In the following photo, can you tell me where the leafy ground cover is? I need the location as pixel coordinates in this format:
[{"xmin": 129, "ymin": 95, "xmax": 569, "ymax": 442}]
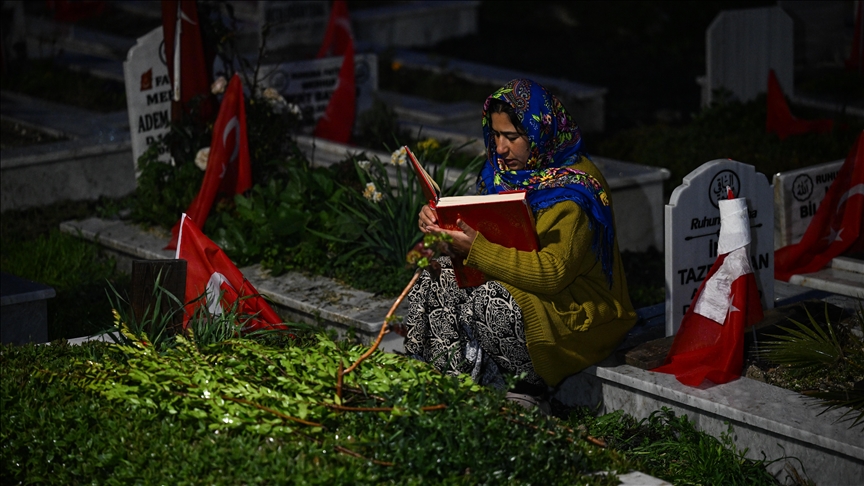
[{"xmin": 0, "ymin": 319, "xmax": 787, "ymax": 485}]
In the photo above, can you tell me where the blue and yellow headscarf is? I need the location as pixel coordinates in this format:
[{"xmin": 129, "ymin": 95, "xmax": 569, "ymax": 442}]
[{"xmin": 477, "ymin": 78, "xmax": 615, "ymax": 285}]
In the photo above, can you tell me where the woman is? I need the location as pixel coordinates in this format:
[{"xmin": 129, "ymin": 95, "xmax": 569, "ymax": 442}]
[{"xmin": 406, "ymin": 79, "xmax": 637, "ymax": 401}]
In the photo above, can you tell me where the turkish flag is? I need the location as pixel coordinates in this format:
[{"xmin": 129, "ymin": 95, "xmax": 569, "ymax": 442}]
[
  {"xmin": 162, "ymin": 0, "xmax": 214, "ymax": 120},
  {"xmin": 165, "ymin": 74, "xmax": 252, "ymax": 250},
  {"xmin": 775, "ymin": 132, "xmax": 864, "ymax": 281},
  {"xmin": 313, "ymin": 0, "xmax": 356, "ymax": 144},
  {"xmin": 175, "ymin": 214, "xmax": 285, "ymax": 332},
  {"xmin": 766, "ymin": 69, "xmax": 833, "ymax": 140},
  {"xmin": 653, "ymin": 196, "xmax": 764, "ymax": 386}
]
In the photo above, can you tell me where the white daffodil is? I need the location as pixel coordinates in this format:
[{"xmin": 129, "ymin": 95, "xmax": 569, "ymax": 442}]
[
  {"xmin": 195, "ymin": 147, "xmax": 210, "ymax": 171},
  {"xmin": 363, "ymin": 182, "xmax": 382, "ymax": 202},
  {"xmin": 390, "ymin": 146, "xmax": 407, "ymax": 166},
  {"xmin": 211, "ymin": 76, "xmax": 227, "ymax": 95},
  {"xmin": 357, "ymin": 160, "xmax": 371, "ymax": 171}
]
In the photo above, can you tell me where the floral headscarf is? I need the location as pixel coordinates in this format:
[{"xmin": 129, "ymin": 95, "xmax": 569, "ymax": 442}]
[{"xmin": 477, "ymin": 78, "xmax": 615, "ymax": 285}]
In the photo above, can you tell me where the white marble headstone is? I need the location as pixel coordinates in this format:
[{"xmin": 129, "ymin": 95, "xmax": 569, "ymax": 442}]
[
  {"xmin": 257, "ymin": 54, "xmax": 378, "ymax": 132},
  {"xmin": 772, "ymin": 159, "xmax": 844, "ymax": 249},
  {"xmin": 665, "ymin": 160, "xmax": 774, "ymax": 336},
  {"xmin": 123, "ymin": 26, "xmax": 172, "ymax": 172},
  {"xmin": 704, "ymin": 6, "xmax": 793, "ymax": 106}
]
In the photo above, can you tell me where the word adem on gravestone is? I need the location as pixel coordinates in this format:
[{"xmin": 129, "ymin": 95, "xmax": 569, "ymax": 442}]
[
  {"xmin": 665, "ymin": 160, "xmax": 774, "ymax": 336},
  {"xmin": 124, "ymin": 26, "xmax": 172, "ymax": 171},
  {"xmin": 257, "ymin": 54, "xmax": 378, "ymax": 131},
  {"xmin": 773, "ymin": 159, "xmax": 844, "ymax": 248}
]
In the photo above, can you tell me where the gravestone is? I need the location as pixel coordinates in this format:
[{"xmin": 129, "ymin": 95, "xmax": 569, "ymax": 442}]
[
  {"xmin": 257, "ymin": 54, "xmax": 378, "ymax": 132},
  {"xmin": 665, "ymin": 160, "xmax": 774, "ymax": 336},
  {"xmin": 702, "ymin": 6, "xmax": 793, "ymax": 107},
  {"xmin": 773, "ymin": 159, "xmax": 844, "ymax": 249},
  {"xmin": 260, "ymin": 0, "xmax": 330, "ymax": 53},
  {"xmin": 1, "ymin": 273, "xmax": 55, "ymax": 344},
  {"xmin": 123, "ymin": 26, "xmax": 172, "ymax": 172}
]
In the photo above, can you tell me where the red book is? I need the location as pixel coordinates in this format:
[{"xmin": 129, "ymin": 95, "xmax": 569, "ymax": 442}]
[{"xmin": 405, "ymin": 146, "xmax": 539, "ymax": 287}]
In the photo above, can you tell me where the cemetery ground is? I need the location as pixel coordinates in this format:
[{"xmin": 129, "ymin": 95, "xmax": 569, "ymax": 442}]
[{"xmin": 2, "ymin": 2, "xmax": 863, "ymax": 483}]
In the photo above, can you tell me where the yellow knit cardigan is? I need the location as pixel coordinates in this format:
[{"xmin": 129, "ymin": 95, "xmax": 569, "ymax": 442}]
[{"xmin": 465, "ymin": 163, "xmax": 637, "ymax": 386}]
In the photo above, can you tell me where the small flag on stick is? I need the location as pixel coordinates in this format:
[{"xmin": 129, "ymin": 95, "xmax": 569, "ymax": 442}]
[{"xmin": 175, "ymin": 214, "xmax": 285, "ymax": 332}]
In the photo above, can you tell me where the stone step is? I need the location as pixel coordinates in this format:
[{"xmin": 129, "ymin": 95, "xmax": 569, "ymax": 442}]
[
  {"xmin": 58, "ymin": 217, "xmax": 406, "ymax": 353},
  {"xmin": 789, "ymin": 256, "xmax": 864, "ymax": 299}
]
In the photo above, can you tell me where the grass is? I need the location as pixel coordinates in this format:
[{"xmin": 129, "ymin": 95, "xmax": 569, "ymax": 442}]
[{"xmin": 0, "ymin": 199, "xmax": 131, "ymax": 340}]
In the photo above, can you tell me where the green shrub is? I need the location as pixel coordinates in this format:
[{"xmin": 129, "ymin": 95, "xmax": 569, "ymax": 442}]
[{"xmin": 2, "ymin": 335, "xmax": 629, "ymax": 485}]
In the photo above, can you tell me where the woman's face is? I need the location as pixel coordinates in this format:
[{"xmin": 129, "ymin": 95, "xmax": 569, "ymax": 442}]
[{"xmin": 490, "ymin": 112, "xmax": 530, "ymax": 171}]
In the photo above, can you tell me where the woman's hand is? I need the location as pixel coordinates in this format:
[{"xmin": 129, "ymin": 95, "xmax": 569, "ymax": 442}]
[
  {"xmin": 427, "ymin": 219, "xmax": 478, "ymax": 259},
  {"xmin": 418, "ymin": 204, "xmax": 438, "ymax": 233}
]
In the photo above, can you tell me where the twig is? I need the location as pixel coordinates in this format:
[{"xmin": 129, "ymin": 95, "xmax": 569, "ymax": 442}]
[
  {"xmin": 324, "ymin": 403, "xmax": 447, "ymax": 413},
  {"xmin": 221, "ymin": 395, "xmax": 324, "ymax": 428},
  {"xmin": 337, "ymin": 359, "xmax": 344, "ymax": 400},
  {"xmin": 292, "ymin": 429, "xmax": 394, "ymax": 466},
  {"xmin": 341, "ymin": 269, "xmax": 421, "ymax": 376}
]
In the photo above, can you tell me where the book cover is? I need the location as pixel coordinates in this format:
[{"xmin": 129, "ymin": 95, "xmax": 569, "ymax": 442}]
[
  {"xmin": 435, "ymin": 193, "xmax": 539, "ymax": 287},
  {"xmin": 405, "ymin": 145, "xmax": 539, "ymax": 287}
]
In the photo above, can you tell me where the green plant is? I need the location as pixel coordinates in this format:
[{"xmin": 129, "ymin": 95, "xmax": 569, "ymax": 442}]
[
  {"xmin": 326, "ymin": 145, "xmax": 482, "ymax": 270},
  {"xmin": 578, "ymin": 408, "xmax": 786, "ymax": 485},
  {"xmin": 760, "ymin": 304, "xmax": 864, "ymax": 429}
]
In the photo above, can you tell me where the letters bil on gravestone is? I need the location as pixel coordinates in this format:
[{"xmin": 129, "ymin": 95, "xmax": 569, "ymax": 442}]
[{"xmin": 665, "ymin": 160, "xmax": 774, "ymax": 336}]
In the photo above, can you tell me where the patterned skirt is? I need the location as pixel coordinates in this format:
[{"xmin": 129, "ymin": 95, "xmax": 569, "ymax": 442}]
[{"xmin": 403, "ymin": 257, "xmax": 544, "ymax": 389}]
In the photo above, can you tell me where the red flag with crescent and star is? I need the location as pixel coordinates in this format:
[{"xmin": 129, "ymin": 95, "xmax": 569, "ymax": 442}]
[
  {"xmin": 175, "ymin": 214, "xmax": 285, "ymax": 332},
  {"xmin": 653, "ymin": 188, "xmax": 764, "ymax": 386},
  {"xmin": 775, "ymin": 132, "xmax": 864, "ymax": 281},
  {"xmin": 161, "ymin": 0, "xmax": 215, "ymax": 120},
  {"xmin": 165, "ymin": 74, "xmax": 251, "ymax": 250}
]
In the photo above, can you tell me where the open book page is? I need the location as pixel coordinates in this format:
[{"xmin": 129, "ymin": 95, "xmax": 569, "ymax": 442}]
[{"xmin": 405, "ymin": 146, "xmax": 440, "ymax": 204}]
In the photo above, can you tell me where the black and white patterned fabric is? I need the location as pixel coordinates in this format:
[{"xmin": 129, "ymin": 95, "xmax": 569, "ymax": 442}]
[{"xmin": 403, "ymin": 257, "xmax": 544, "ymax": 388}]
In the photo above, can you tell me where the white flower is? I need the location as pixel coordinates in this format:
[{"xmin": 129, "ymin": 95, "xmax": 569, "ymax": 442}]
[
  {"xmin": 195, "ymin": 147, "xmax": 210, "ymax": 171},
  {"xmin": 357, "ymin": 160, "xmax": 371, "ymax": 171},
  {"xmin": 390, "ymin": 146, "xmax": 407, "ymax": 166},
  {"xmin": 363, "ymin": 182, "xmax": 382, "ymax": 202},
  {"xmin": 287, "ymin": 103, "xmax": 302, "ymax": 116},
  {"xmin": 211, "ymin": 76, "xmax": 227, "ymax": 95},
  {"xmin": 262, "ymin": 87, "xmax": 281, "ymax": 101}
]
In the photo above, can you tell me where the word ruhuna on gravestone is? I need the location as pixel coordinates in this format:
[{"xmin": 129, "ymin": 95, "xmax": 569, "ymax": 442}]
[
  {"xmin": 257, "ymin": 54, "xmax": 378, "ymax": 132},
  {"xmin": 124, "ymin": 26, "xmax": 172, "ymax": 172},
  {"xmin": 773, "ymin": 159, "xmax": 844, "ymax": 249},
  {"xmin": 665, "ymin": 160, "xmax": 774, "ymax": 336}
]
